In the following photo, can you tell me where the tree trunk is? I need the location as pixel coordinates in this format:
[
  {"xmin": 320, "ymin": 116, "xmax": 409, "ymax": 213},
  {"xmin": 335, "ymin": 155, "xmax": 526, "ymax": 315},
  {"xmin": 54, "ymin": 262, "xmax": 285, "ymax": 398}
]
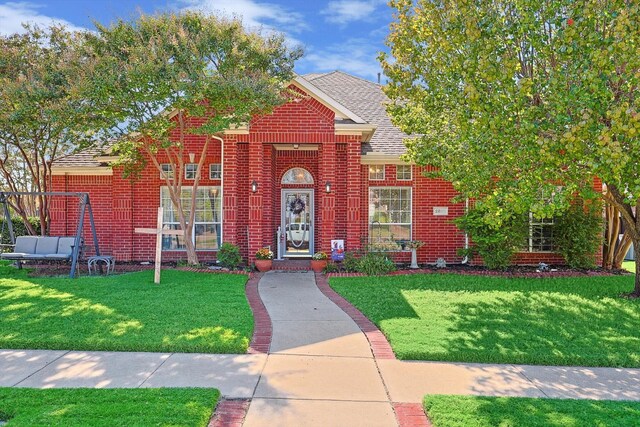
[
  {"xmin": 633, "ymin": 241, "xmax": 640, "ymax": 298},
  {"xmin": 613, "ymin": 233, "xmax": 633, "ymax": 269}
]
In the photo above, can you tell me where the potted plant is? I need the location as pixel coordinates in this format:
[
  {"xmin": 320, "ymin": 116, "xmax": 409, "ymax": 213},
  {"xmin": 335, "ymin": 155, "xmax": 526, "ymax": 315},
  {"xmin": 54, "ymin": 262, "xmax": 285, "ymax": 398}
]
[
  {"xmin": 255, "ymin": 248, "xmax": 274, "ymax": 272},
  {"xmin": 311, "ymin": 251, "xmax": 329, "ymax": 272}
]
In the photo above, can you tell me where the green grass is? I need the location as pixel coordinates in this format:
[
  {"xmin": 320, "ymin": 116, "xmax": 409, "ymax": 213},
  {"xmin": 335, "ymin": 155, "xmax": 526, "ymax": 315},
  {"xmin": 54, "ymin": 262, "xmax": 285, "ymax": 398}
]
[
  {"xmin": 330, "ymin": 273, "xmax": 640, "ymax": 367},
  {"xmin": 0, "ymin": 264, "xmax": 252, "ymax": 353},
  {"xmin": 423, "ymin": 395, "xmax": 640, "ymax": 427},
  {"xmin": 0, "ymin": 387, "xmax": 219, "ymax": 426},
  {"xmin": 623, "ymin": 260, "xmax": 636, "ymax": 273}
]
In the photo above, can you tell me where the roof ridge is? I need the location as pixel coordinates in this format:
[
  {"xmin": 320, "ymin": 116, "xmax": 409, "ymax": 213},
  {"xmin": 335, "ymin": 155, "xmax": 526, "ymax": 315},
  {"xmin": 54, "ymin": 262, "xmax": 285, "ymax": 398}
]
[{"xmin": 330, "ymin": 70, "xmax": 381, "ymax": 87}]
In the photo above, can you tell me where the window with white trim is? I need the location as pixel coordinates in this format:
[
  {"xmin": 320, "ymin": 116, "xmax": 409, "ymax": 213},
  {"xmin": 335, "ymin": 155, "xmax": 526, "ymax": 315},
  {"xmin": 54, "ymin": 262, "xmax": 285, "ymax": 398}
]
[
  {"xmin": 527, "ymin": 215, "xmax": 555, "ymax": 252},
  {"xmin": 185, "ymin": 163, "xmax": 198, "ymax": 180},
  {"xmin": 209, "ymin": 163, "xmax": 222, "ymax": 179},
  {"xmin": 161, "ymin": 186, "xmax": 221, "ymax": 250},
  {"xmin": 369, "ymin": 187, "xmax": 412, "ymax": 245},
  {"xmin": 396, "ymin": 165, "xmax": 412, "ymax": 180},
  {"xmin": 160, "ymin": 164, "xmax": 174, "ymax": 179},
  {"xmin": 369, "ymin": 164, "xmax": 385, "ymax": 180}
]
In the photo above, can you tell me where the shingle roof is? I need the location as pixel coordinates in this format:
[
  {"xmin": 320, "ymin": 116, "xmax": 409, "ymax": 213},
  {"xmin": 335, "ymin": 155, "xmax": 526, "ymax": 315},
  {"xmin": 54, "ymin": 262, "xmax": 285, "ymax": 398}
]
[
  {"xmin": 53, "ymin": 71, "xmax": 407, "ymax": 168},
  {"xmin": 302, "ymin": 71, "xmax": 407, "ymax": 156},
  {"xmin": 54, "ymin": 147, "xmax": 110, "ymax": 168}
]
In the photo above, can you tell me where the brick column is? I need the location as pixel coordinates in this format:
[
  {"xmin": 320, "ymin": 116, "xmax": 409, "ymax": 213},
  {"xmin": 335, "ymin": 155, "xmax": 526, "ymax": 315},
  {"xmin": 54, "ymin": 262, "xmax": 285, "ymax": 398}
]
[
  {"xmin": 222, "ymin": 136, "xmax": 238, "ymax": 245},
  {"xmin": 247, "ymin": 141, "xmax": 264, "ymax": 262},
  {"xmin": 346, "ymin": 137, "xmax": 362, "ymax": 251},
  {"xmin": 320, "ymin": 142, "xmax": 336, "ymax": 252}
]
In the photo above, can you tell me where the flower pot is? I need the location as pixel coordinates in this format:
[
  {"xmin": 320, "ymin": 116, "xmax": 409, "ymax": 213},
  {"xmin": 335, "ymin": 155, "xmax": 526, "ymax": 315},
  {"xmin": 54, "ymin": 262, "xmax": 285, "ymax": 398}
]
[
  {"xmin": 255, "ymin": 259, "xmax": 272, "ymax": 272},
  {"xmin": 310, "ymin": 259, "xmax": 327, "ymax": 273}
]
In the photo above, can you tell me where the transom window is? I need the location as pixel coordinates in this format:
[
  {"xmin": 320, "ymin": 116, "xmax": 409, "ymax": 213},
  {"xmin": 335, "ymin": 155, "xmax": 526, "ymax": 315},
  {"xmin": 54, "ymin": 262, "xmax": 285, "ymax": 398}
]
[
  {"xmin": 396, "ymin": 165, "xmax": 412, "ymax": 180},
  {"xmin": 369, "ymin": 187, "xmax": 412, "ymax": 246},
  {"xmin": 160, "ymin": 164, "xmax": 174, "ymax": 179},
  {"xmin": 369, "ymin": 164, "xmax": 385, "ymax": 180},
  {"xmin": 281, "ymin": 167, "xmax": 314, "ymax": 184},
  {"xmin": 209, "ymin": 163, "xmax": 222, "ymax": 180},
  {"xmin": 185, "ymin": 164, "xmax": 199, "ymax": 180},
  {"xmin": 161, "ymin": 186, "xmax": 221, "ymax": 250}
]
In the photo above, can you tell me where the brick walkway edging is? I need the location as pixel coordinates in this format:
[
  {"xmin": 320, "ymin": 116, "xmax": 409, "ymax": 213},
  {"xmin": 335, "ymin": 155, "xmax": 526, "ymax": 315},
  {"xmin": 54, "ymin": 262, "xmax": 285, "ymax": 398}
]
[
  {"xmin": 314, "ymin": 272, "xmax": 395, "ymax": 359},
  {"xmin": 245, "ymin": 272, "xmax": 272, "ymax": 354},
  {"xmin": 208, "ymin": 398, "xmax": 251, "ymax": 427}
]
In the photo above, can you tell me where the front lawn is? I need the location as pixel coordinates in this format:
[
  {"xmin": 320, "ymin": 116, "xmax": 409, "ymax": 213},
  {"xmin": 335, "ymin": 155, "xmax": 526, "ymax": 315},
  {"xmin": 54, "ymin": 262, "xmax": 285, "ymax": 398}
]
[
  {"xmin": 424, "ymin": 395, "xmax": 640, "ymax": 427},
  {"xmin": 0, "ymin": 265, "xmax": 252, "ymax": 353},
  {"xmin": 330, "ymin": 274, "xmax": 640, "ymax": 367},
  {"xmin": 623, "ymin": 260, "xmax": 636, "ymax": 273},
  {"xmin": 0, "ymin": 387, "xmax": 218, "ymax": 426}
]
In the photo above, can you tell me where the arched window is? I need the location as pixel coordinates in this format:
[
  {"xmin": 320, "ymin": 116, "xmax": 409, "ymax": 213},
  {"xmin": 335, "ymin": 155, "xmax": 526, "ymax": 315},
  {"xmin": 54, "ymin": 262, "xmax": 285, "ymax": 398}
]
[{"xmin": 281, "ymin": 167, "xmax": 314, "ymax": 184}]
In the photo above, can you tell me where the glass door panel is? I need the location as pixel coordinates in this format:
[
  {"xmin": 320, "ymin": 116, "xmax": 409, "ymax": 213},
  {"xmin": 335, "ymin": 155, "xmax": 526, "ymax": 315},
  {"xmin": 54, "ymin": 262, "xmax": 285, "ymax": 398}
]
[{"xmin": 282, "ymin": 190, "xmax": 313, "ymax": 256}]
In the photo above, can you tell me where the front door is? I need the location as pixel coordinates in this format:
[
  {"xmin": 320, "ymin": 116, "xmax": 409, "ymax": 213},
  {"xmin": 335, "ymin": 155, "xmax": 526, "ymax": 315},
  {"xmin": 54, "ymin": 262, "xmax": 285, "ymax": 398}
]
[{"xmin": 282, "ymin": 190, "xmax": 314, "ymax": 257}]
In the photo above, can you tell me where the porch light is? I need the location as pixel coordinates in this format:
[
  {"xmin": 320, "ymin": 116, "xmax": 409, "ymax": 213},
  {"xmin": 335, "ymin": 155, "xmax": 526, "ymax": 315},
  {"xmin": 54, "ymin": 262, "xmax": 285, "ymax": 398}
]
[
  {"xmin": 293, "ymin": 144, "xmax": 299, "ymax": 150},
  {"xmin": 325, "ymin": 181, "xmax": 331, "ymax": 193},
  {"xmin": 251, "ymin": 180, "xmax": 258, "ymax": 193},
  {"xmin": 188, "ymin": 152, "xmax": 195, "ymax": 163}
]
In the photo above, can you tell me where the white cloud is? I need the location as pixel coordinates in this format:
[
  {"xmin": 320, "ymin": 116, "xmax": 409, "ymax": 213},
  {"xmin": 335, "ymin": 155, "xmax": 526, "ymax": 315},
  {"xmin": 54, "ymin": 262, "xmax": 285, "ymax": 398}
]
[
  {"xmin": 0, "ymin": 1, "xmax": 85, "ymax": 35},
  {"xmin": 178, "ymin": 0, "xmax": 307, "ymax": 33},
  {"xmin": 298, "ymin": 38, "xmax": 383, "ymax": 82},
  {"xmin": 320, "ymin": 0, "xmax": 383, "ymax": 25}
]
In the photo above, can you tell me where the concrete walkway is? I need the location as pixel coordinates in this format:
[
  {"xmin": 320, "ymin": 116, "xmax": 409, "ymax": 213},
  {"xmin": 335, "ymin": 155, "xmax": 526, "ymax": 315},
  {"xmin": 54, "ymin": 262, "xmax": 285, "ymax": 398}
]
[{"xmin": 1, "ymin": 270, "xmax": 640, "ymax": 426}]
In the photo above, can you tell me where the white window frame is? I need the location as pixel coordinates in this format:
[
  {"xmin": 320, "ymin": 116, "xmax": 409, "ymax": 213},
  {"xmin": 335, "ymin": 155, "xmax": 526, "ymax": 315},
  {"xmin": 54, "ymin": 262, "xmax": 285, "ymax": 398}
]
[
  {"xmin": 526, "ymin": 214, "xmax": 555, "ymax": 253},
  {"xmin": 209, "ymin": 163, "xmax": 222, "ymax": 180},
  {"xmin": 369, "ymin": 164, "xmax": 385, "ymax": 180},
  {"xmin": 185, "ymin": 163, "xmax": 198, "ymax": 180},
  {"xmin": 160, "ymin": 186, "xmax": 222, "ymax": 251},
  {"xmin": 396, "ymin": 165, "xmax": 412, "ymax": 181},
  {"xmin": 160, "ymin": 164, "xmax": 174, "ymax": 180},
  {"xmin": 368, "ymin": 186, "xmax": 412, "ymax": 248}
]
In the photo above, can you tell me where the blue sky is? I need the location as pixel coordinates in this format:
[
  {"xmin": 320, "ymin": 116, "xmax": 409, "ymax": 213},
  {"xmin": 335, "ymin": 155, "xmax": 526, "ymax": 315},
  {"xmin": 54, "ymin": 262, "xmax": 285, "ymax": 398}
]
[{"xmin": 0, "ymin": 0, "xmax": 394, "ymax": 82}]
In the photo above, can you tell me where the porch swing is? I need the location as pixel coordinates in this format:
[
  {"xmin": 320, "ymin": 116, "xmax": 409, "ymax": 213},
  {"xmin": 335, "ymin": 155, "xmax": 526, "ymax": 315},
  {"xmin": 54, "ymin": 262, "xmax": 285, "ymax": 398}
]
[{"xmin": 0, "ymin": 191, "xmax": 101, "ymax": 278}]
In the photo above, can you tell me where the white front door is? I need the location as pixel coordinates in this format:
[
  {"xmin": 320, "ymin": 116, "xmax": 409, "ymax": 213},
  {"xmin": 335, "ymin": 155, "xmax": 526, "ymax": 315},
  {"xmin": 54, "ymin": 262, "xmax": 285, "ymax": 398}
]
[{"xmin": 282, "ymin": 190, "xmax": 314, "ymax": 257}]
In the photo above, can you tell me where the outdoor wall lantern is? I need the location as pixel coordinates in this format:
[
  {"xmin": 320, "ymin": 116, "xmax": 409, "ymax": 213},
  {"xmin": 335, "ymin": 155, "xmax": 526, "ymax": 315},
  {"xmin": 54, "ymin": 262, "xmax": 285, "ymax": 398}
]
[
  {"xmin": 325, "ymin": 181, "xmax": 331, "ymax": 193},
  {"xmin": 251, "ymin": 180, "xmax": 258, "ymax": 193}
]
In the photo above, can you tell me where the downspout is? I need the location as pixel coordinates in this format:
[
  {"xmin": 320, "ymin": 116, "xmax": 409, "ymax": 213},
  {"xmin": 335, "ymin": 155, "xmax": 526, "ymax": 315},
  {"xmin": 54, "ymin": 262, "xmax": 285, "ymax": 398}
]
[
  {"xmin": 212, "ymin": 135, "xmax": 224, "ymax": 246},
  {"xmin": 461, "ymin": 197, "xmax": 469, "ymax": 264}
]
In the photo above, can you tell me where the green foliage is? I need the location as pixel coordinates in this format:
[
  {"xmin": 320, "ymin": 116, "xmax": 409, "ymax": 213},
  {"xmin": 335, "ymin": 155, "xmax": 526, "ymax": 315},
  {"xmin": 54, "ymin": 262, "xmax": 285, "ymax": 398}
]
[
  {"xmin": 342, "ymin": 251, "xmax": 361, "ymax": 273},
  {"xmin": 554, "ymin": 199, "xmax": 604, "ymax": 269},
  {"xmin": 323, "ymin": 262, "xmax": 339, "ymax": 274},
  {"xmin": 0, "ymin": 267, "xmax": 252, "ymax": 353},
  {"xmin": 382, "ymin": 0, "xmax": 640, "ymax": 291},
  {"xmin": 330, "ymin": 273, "xmax": 640, "ymax": 367},
  {"xmin": 0, "ymin": 217, "xmax": 40, "ymax": 246},
  {"xmin": 356, "ymin": 252, "xmax": 397, "ymax": 276},
  {"xmin": 0, "ymin": 388, "xmax": 219, "ymax": 427},
  {"xmin": 455, "ymin": 206, "xmax": 528, "ymax": 270},
  {"xmin": 423, "ymin": 395, "xmax": 640, "ymax": 427},
  {"xmin": 217, "ymin": 242, "xmax": 243, "ymax": 269}
]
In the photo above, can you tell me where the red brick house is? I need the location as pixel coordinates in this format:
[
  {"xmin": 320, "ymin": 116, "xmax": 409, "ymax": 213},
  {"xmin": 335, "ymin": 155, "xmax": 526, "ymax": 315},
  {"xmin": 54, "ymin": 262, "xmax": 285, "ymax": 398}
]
[{"xmin": 50, "ymin": 71, "xmax": 563, "ymax": 265}]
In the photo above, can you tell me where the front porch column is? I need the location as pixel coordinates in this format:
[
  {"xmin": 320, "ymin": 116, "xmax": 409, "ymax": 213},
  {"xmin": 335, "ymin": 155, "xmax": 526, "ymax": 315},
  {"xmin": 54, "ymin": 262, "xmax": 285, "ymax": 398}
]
[
  {"xmin": 346, "ymin": 137, "xmax": 362, "ymax": 251},
  {"xmin": 247, "ymin": 141, "xmax": 264, "ymax": 262},
  {"xmin": 222, "ymin": 137, "xmax": 238, "ymax": 245},
  {"xmin": 320, "ymin": 142, "xmax": 336, "ymax": 252}
]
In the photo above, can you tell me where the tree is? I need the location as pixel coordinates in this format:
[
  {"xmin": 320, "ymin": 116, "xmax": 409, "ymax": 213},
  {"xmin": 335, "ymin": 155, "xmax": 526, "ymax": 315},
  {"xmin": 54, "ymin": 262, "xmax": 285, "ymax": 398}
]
[
  {"xmin": 84, "ymin": 12, "xmax": 301, "ymax": 265},
  {"xmin": 0, "ymin": 25, "xmax": 94, "ymax": 234},
  {"xmin": 381, "ymin": 0, "xmax": 640, "ymax": 296}
]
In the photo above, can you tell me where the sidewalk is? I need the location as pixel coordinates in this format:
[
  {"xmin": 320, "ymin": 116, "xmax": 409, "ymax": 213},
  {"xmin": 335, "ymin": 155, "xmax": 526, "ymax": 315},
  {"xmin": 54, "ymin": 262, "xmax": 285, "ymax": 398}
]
[{"xmin": 1, "ymin": 270, "xmax": 640, "ymax": 426}]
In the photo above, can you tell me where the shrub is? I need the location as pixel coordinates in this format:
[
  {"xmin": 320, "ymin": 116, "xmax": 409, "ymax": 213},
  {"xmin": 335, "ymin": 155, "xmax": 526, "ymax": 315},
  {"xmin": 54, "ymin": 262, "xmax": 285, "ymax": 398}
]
[
  {"xmin": 217, "ymin": 242, "xmax": 243, "ymax": 269},
  {"xmin": 455, "ymin": 207, "xmax": 528, "ymax": 270},
  {"xmin": 323, "ymin": 262, "xmax": 339, "ymax": 273},
  {"xmin": 342, "ymin": 250, "xmax": 361, "ymax": 273},
  {"xmin": 357, "ymin": 252, "xmax": 396, "ymax": 276},
  {"xmin": 0, "ymin": 217, "xmax": 41, "ymax": 246},
  {"xmin": 554, "ymin": 199, "xmax": 603, "ymax": 269}
]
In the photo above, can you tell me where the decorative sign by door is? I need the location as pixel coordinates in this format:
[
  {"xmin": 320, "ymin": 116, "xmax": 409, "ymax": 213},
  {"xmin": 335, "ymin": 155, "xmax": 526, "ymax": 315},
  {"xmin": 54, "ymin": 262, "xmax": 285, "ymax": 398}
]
[{"xmin": 331, "ymin": 239, "xmax": 345, "ymax": 261}]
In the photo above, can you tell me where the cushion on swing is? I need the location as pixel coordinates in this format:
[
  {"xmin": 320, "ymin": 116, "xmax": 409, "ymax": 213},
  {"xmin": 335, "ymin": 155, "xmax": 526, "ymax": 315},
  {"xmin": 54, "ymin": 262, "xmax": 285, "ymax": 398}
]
[
  {"xmin": 0, "ymin": 236, "xmax": 38, "ymax": 259},
  {"xmin": 44, "ymin": 237, "xmax": 77, "ymax": 260},
  {"xmin": 23, "ymin": 237, "xmax": 59, "ymax": 259}
]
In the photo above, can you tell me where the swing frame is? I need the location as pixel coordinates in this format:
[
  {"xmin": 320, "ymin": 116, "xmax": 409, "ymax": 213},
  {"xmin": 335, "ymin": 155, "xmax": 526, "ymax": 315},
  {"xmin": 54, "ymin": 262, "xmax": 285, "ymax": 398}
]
[{"xmin": 0, "ymin": 191, "xmax": 101, "ymax": 278}]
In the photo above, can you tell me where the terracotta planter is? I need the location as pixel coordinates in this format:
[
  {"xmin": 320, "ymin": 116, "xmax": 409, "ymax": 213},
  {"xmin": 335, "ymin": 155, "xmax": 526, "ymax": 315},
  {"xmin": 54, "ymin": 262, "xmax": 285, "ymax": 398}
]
[
  {"xmin": 310, "ymin": 259, "xmax": 327, "ymax": 273},
  {"xmin": 255, "ymin": 259, "xmax": 272, "ymax": 272}
]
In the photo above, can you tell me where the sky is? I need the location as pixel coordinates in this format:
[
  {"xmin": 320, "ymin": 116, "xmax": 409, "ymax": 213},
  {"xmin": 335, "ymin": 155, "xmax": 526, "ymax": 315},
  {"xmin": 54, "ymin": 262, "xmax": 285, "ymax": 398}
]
[{"xmin": 0, "ymin": 0, "xmax": 395, "ymax": 82}]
